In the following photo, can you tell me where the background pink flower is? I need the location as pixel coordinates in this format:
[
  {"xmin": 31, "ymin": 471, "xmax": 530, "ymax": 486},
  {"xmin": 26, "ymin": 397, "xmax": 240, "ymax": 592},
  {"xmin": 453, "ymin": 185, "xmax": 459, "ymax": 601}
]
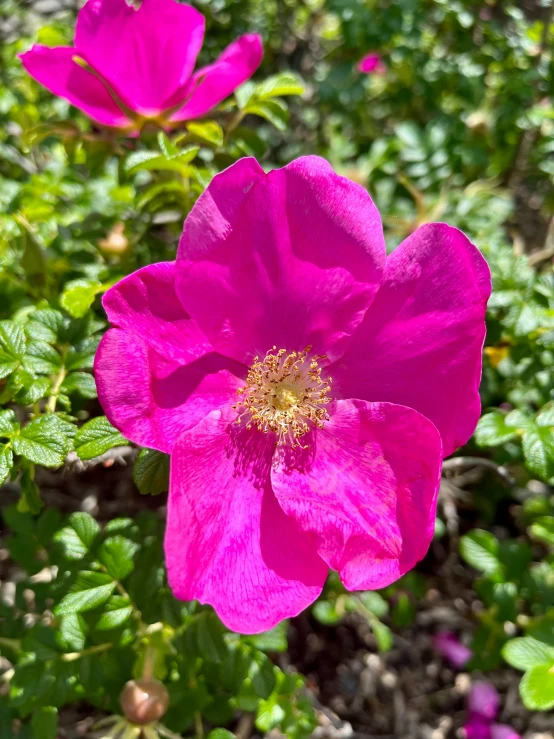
[
  {"xmin": 357, "ymin": 52, "xmax": 386, "ymax": 74},
  {"xmin": 464, "ymin": 681, "xmax": 521, "ymax": 739},
  {"xmin": 19, "ymin": 0, "xmax": 262, "ymax": 130},
  {"xmin": 434, "ymin": 631, "xmax": 473, "ymax": 668},
  {"xmin": 95, "ymin": 155, "xmax": 490, "ymax": 633}
]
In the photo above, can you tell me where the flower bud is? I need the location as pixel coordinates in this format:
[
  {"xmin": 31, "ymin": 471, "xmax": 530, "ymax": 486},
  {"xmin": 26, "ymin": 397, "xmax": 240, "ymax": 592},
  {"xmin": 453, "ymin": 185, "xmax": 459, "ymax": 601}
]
[
  {"xmin": 120, "ymin": 678, "xmax": 169, "ymax": 725},
  {"xmin": 99, "ymin": 222, "xmax": 129, "ymax": 256}
]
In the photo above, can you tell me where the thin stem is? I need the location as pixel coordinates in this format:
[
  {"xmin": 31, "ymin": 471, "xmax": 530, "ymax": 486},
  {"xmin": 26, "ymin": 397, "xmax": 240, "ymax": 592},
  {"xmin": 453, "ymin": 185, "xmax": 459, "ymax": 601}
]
[
  {"xmin": 45, "ymin": 346, "xmax": 68, "ymax": 413},
  {"xmin": 61, "ymin": 642, "xmax": 113, "ymax": 662},
  {"xmin": 194, "ymin": 711, "xmax": 204, "ymax": 739}
]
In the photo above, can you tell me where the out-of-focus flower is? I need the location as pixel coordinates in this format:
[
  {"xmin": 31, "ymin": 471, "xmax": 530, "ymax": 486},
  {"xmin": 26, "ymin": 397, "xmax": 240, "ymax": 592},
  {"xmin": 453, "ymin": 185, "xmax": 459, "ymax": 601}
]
[
  {"xmin": 357, "ymin": 52, "xmax": 386, "ymax": 74},
  {"xmin": 95, "ymin": 155, "xmax": 490, "ymax": 634},
  {"xmin": 19, "ymin": 0, "xmax": 262, "ymax": 132},
  {"xmin": 464, "ymin": 681, "xmax": 521, "ymax": 739},
  {"xmin": 434, "ymin": 631, "xmax": 473, "ymax": 668},
  {"xmin": 490, "ymin": 725, "xmax": 522, "ymax": 739}
]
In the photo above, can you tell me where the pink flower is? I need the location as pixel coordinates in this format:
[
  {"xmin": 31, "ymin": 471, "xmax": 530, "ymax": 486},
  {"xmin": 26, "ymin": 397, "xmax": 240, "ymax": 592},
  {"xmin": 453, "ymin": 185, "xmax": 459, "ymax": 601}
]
[
  {"xmin": 469, "ymin": 681, "xmax": 500, "ymax": 722},
  {"xmin": 490, "ymin": 726, "xmax": 522, "ymax": 739},
  {"xmin": 464, "ymin": 682, "xmax": 521, "ymax": 739},
  {"xmin": 19, "ymin": 0, "xmax": 262, "ymax": 130},
  {"xmin": 434, "ymin": 631, "xmax": 473, "ymax": 668},
  {"xmin": 94, "ymin": 155, "xmax": 490, "ymax": 633},
  {"xmin": 357, "ymin": 52, "xmax": 386, "ymax": 75}
]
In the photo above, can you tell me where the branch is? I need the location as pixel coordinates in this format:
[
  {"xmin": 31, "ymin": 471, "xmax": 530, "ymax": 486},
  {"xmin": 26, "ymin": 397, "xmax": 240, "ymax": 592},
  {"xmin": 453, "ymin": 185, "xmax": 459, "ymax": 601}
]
[
  {"xmin": 64, "ymin": 446, "xmax": 138, "ymax": 472},
  {"xmin": 442, "ymin": 456, "xmax": 514, "ymax": 485}
]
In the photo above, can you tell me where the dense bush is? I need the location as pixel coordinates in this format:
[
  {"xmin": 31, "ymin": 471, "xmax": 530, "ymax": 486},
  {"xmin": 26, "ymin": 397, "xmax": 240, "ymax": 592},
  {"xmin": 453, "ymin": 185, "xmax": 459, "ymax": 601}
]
[{"xmin": 1, "ymin": 0, "xmax": 553, "ymax": 736}]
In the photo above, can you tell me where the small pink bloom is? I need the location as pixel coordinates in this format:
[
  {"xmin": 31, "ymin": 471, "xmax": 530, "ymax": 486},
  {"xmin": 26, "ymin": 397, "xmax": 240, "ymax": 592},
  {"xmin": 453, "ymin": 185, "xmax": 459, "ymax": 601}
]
[
  {"xmin": 357, "ymin": 52, "xmax": 386, "ymax": 75},
  {"xmin": 468, "ymin": 681, "xmax": 500, "ymax": 722},
  {"xmin": 465, "ymin": 718, "xmax": 492, "ymax": 739},
  {"xmin": 19, "ymin": 0, "xmax": 262, "ymax": 130},
  {"xmin": 491, "ymin": 725, "xmax": 522, "ymax": 739},
  {"xmin": 94, "ymin": 155, "xmax": 490, "ymax": 633},
  {"xmin": 434, "ymin": 631, "xmax": 473, "ymax": 668}
]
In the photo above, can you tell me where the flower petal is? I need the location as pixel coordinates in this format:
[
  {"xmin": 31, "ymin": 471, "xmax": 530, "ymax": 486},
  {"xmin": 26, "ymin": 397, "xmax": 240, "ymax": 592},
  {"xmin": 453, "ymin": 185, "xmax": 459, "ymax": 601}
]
[
  {"xmin": 469, "ymin": 681, "xmax": 500, "ymax": 722},
  {"xmin": 271, "ymin": 399, "xmax": 442, "ymax": 591},
  {"xmin": 491, "ymin": 725, "xmax": 522, "ymax": 739},
  {"xmin": 331, "ymin": 223, "xmax": 491, "ymax": 457},
  {"xmin": 170, "ymin": 34, "xmax": 263, "ymax": 120},
  {"xmin": 75, "ymin": 0, "xmax": 205, "ymax": 114},
  {"xmin": 434, "ymin": 631, "xmax": 473, "ymax": 668},
  {"xmin": 176, "ymin": 156, "xmax": 385, "ymax": 365},
  {"xmin": 94, "ymin": 262, "xmax": 245, "ymax": 453},
  {"xmin": 102, "ymin": 262, "xmax": 210, "ymax": 364},
  {"xmin": 165, "ymin": 409, "xmax": 327, "ymax": 633},
  {"xmin": 19, "ymin": 46, "xmax": 130, "ymax": 127}
]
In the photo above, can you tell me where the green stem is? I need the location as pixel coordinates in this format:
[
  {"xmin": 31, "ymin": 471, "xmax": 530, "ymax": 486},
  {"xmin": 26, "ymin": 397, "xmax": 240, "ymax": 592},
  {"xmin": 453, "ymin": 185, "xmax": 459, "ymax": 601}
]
[
  {"xmin": 194, "ymin": 711, "xmax": 204, "ymax": 739},
  {"xmin": 46, "ymin": 347, "xmax": 68, "ymax": 413},
  {"xmin": 61, "ymin": 642, "xmax": 113, "ymax": 662}
]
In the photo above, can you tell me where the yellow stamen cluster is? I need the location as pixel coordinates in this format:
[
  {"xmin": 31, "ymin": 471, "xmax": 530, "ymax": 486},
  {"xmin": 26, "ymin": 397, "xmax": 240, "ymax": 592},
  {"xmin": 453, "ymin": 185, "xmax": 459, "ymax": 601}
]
[{"xmin": 233, "ymin": 347, "xmax": 332, "ymax": 448}]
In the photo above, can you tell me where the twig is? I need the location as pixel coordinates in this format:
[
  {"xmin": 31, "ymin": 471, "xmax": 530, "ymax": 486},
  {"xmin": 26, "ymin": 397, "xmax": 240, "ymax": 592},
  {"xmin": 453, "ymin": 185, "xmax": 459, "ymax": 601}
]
[
  {"xmin": 64, "ymin": 446, "xmax": 138, "ymax": 472},
  {"xmin": 442, "ymin": 456, "xmax": 514, "ymax": 485}
]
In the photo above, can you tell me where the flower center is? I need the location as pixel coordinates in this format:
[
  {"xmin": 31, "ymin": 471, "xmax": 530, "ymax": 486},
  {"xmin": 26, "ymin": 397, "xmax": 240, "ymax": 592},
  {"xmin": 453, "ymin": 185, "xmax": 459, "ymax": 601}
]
[{"xmin": 233, "ymin": 347, "xmax": 332, "ymax": 448}]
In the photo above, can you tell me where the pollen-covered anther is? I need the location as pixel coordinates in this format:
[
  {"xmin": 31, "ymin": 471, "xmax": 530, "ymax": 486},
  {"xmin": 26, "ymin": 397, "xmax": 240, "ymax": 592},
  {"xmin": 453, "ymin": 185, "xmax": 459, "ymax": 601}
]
[{"xmin": 233, "ymin": 347, "xmax": 332, "ymax": 447}]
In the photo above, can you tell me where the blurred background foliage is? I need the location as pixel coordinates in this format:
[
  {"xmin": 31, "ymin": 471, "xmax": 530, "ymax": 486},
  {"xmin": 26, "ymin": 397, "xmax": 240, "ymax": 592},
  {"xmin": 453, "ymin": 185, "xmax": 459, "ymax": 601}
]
[{"xmin": 0, "ymin": 0, "xmax": 554, "ymax": 736}]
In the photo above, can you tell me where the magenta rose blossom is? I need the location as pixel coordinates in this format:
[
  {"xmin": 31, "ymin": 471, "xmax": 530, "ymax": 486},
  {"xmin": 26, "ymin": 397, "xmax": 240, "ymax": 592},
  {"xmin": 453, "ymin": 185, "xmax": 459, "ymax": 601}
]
[
  {"xmin": 357, "ymin": 52, "xmax": 386, "ymax": 74},
  {"xmin": 19, "ymin": 0, "xmax": 262, "ymax": 130},
  {"xmin": 94, "ymin": 155, "xmax": 490, "ymax": 633}
]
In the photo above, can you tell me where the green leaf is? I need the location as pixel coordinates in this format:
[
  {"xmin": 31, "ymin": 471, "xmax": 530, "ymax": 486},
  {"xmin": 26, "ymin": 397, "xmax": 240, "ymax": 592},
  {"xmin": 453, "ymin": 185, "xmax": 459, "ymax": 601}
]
[
  {"xmin": 246, "ymin": 622, "xmax": 288, "ymax": 653},
  {"xmin": 124, "ymin": 148, "xmax": 198, "ymax": 174},
  {"xmin": 207, "ymin": 731, "xmax": 235, "ymax": 739},
  {"xmin": 249, "ymin": 652, "xmax": 276, "ymax": 699},
  {"xmin": 57, "ymin": 614, "xmax": 87, "ymax": 651},
  {"xmin": 98, "ymin": 535, "xmax": 139, "ymax": 580},
  {"xmin": 31, "ymin": 706, "xmax": 58, "ymax": 739},
  {"xmin": 537, "ymin": 402, "xmax": 554, "ymax": 427},
  {"xmin": 157, "ymin": 131, "xmax": 180, "ymax": 158},
  {"xmin": 15, "ymin": 376, "xmax": 50, "ymax": 405},
  {"xmin": 60, "ymin": 280, "xmax": 103, "ymax": 319},
  {"xmin": 23, "ymin": 341, "xmax": 61, "ymax": 374},
  {"xmin": 54, "ymin": 511, "xmax": 101, "ymax": 561},
  {"xmin": 372, "ymin": 621, "xmax": 393, "ymax": 653},
  {"xmin": 475, "ymin": 411, "xmax": 518, "ymax": 446},
  {"xmin": 0, "ymin": 320, "xmax": 26, "ymax": 358},
  {"xmin": 312, "ymin": 600, "xmax": 341, "ymax": 626},
  {"xmin": 520, "ymin": 664, "xmax": 554, "ymax": 710},
  {"xmin": 522, "ymin": 425, "xmax": 554, "ymax": 480},
  {"xmin": 0, "ymin": 409, "xmax": 18, "ymax": 437},
  {"xmin": 74, "ymin": 416, "xmax": 127, "ymax": 460},
  {"xmin": 24, "ymin": 309, "xmax": 64, "ymax": 343},
  {"xmin": 14, "ymin": 415, "xmax": 75, "ymax": 467},
  {"xmin": 0, "ymin": 445, "xmax": 13, "ymax": 485},
  {"xmin": 60, "ymin": 372, "xmax": 97, "ymax": 399},
  {"xmin": 186, "ymin": 120, "xmax": 224, "ymax": 147},
  {"xmin": 133, "ymin": 448, "xmax": 169, "ymax": 495},
  {"xmin": 55, "ymin": 571, "xmax": 116, "ymax": 615},
  {"xmin": 529, "ymin": 516, "xmax": 554, "ymax": 546},
  {"xmin": 95, "ymin": 606, "xmax": 133, "ymax": 630},
  {"xmin": 256, "ymin": 72, "xmax": 304, "ymax": 99},
  {"xmin": 19, "ymin": 465, "xmax": 43, "ymax": 514},
  {"xmin": 460, "ymin": 530, "xmax": 501, "ymax": 573},
  {"xmin": 503, "ymin": 637, "xmax": 554, "ymax": 671},
  {"xmin": 0, "ymin": 350, "xmax": 19, "ymax": 379},
  {"xmin": 244, "ymin": 99, "xmax": 289, "ymax": 131},
  {"xmin": 358, "ymin": 591, "xmax": 389, "ymax": 618}
]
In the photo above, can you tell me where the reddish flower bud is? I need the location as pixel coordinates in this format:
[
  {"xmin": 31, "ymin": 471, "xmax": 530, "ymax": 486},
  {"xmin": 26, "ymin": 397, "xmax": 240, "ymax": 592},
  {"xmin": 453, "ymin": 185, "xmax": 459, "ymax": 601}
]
[{"xmin": 120, "ymin": 678, "xmax": 169, "ymax": 725}]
